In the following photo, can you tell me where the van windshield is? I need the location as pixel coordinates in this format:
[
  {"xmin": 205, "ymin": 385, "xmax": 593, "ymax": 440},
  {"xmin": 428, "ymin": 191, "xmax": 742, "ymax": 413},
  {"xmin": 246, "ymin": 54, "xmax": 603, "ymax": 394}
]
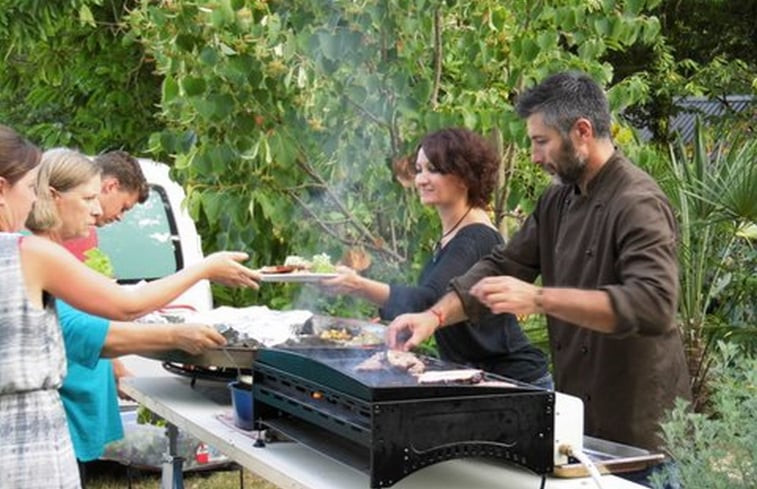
[{"xmin": 98, "ymin": 184, "xmax": 183, "ymax": 283}]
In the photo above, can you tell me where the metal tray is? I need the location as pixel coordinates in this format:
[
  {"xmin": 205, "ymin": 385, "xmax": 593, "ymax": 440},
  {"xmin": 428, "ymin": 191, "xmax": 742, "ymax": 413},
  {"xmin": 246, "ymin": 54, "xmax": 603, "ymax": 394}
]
[
  {"xmin": 142, "ymin": 315, "xmax": 385, "ymax": 369},
  {"xmin": 552, "ymin": 435, "xmax": 665, "ymax": 477}
]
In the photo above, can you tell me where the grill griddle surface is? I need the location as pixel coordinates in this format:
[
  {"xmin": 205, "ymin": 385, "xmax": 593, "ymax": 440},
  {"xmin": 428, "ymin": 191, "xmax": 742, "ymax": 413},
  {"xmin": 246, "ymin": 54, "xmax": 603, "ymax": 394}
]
[{"xmin": 254, "ymin": 347, "xmax": 537, "ymax": 401}]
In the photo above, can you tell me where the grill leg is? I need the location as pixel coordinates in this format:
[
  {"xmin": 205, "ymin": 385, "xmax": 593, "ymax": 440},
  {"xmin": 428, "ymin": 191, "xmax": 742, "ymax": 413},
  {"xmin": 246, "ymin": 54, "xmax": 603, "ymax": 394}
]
[
  {"xmin": 160, "ymin": 423, "xmax": 185, "ymax": 489},
  {"xmin": 254, "ymin": 427, "xmax": 266, "ymax": 447}
]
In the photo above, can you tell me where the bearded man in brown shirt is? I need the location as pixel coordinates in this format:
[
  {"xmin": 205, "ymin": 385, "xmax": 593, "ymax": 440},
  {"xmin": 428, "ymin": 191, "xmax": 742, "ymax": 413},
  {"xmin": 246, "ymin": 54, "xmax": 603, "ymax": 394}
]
[{"xmin": 386, "ymin": 71, "xmax": 691, "ymax": 485}]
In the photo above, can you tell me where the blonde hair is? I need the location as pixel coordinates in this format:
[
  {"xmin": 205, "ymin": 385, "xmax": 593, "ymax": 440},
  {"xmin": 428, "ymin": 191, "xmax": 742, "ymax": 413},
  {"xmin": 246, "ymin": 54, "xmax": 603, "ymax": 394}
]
[{"xmin": 25, "ymin": 148, "xmax": 101, "ymax": 233}]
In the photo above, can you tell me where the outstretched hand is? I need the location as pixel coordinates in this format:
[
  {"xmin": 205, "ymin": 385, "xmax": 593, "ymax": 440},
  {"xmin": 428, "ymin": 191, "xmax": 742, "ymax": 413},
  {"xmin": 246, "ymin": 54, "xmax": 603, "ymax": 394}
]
[
  {"xmin": 202, "ymin": 251, "xmax": 261, "ymax": 289},
  {"xmin": 172, "ymin": 323, "xmax": 227, "ymax": 355},
  {"xmin": 385, "ymin": 311, "xmax": 439, "ymax": 351}
]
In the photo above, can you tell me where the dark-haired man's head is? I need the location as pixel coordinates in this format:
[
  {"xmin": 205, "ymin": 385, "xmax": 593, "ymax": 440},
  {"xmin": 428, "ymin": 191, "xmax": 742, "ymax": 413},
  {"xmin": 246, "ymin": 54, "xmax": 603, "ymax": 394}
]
[
  {"xmin": 516, "ymin": 72, "xmax": 612, "ymax": 186},
  {"xmin": 95, "ymin": 150, "xmax": 149, "ymax": 226}
]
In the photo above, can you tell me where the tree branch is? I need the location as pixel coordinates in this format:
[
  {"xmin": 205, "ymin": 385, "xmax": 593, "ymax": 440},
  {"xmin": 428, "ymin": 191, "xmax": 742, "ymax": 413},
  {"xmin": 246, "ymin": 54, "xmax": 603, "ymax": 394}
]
[
  {"xmin": 431, "ymin": 6, "xmax": 442, "ymax": 109},
  {"xmin": 286, "ymin": 190, "xmax": 405, "ymax": 262},
  {"xmin": 291, "ymin": 157, "xmax": 402, "ymax": 259},
  {"xmin": 345, "ymin": 95, "xmax": 388, "ymax": 127}
]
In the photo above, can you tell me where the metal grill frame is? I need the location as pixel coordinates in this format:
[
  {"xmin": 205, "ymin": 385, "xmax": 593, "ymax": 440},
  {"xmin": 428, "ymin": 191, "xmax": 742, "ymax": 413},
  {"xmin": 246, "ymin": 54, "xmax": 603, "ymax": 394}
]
[{"xmin": 252, "ymin": 349, "xmax": 555, "ymax": 488}]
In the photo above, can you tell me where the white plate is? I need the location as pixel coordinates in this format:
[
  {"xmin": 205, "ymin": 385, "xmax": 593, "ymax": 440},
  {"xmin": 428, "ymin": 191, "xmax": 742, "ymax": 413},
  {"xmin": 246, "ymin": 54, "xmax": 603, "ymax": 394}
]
[{"xmin": 260, "ymin": 272, "xmax": 338, "ymax": 283}]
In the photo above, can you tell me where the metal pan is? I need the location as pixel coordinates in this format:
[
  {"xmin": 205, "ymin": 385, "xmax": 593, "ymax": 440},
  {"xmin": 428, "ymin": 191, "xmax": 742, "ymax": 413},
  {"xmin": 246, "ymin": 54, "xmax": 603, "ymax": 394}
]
[
  {"xmin": 141, "ymin": 315, "xmax": 385, "ymax": 369},
  {"xmin": 552, "ymin": 436, "xmax": 665, "ymax": 477}
]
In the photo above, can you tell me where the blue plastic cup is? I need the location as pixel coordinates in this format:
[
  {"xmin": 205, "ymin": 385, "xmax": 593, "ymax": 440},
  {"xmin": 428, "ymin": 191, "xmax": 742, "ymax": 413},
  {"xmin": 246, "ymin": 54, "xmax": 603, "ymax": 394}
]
[{"xmin": 228, "ymin": 381, "xmax": 254, "ymax": 430}]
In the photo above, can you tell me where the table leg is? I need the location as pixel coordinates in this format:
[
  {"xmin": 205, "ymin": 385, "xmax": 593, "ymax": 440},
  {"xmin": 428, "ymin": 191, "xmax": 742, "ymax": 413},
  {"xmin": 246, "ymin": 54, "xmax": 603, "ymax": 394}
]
[{"xmin": 161, "ymin": 423, "xmax": 185, "ymax": 489}]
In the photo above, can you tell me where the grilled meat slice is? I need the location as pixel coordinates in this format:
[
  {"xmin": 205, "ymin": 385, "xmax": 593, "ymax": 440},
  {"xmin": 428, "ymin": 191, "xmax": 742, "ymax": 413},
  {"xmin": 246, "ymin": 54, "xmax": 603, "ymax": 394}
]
[
  {"xmin": 355, "ymin": 352, "xmax": 386, "ymax": 371},
  {"xmin": 386, "ymin": 350, "xmax": 425, "ymax": 374},
  {"xmin": 260, "ymin": 264, "xmax": 306, "ymax": 274},
  {"xmin": 415, "ymin": 369, "xmax": 484, "ymax": 385}
]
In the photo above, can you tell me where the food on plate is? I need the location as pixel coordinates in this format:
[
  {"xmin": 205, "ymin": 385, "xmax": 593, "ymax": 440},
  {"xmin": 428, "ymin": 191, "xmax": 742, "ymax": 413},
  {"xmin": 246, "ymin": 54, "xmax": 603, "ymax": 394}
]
[
  {"xmin": 355, "ymin": 350, "xmax": 425, "ymax": 374},
  {"xmin": 283, "ymin": 255, "xmax": 311, "ymax": 268},
  {"xmin": 260, "ymin": 254, "xmax": 337, "ymax": 274},
  {"xmin": 309, "ymin": 253, "xmax": 337, "ymax": 273},
  {"xmin": 415, "ymin": 369, "xmax": 484, "ymax": 385},
  {"xmin": 259, "ymin": 264, "xmax": 303, "ymax": 274}
]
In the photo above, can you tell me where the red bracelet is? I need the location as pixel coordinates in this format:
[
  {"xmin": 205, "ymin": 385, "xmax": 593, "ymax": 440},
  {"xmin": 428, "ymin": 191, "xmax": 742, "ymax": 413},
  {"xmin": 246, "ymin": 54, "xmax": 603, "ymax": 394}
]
[{"xmin": 429, "ymin": 308, "xmax": 445, "ymax": 328}]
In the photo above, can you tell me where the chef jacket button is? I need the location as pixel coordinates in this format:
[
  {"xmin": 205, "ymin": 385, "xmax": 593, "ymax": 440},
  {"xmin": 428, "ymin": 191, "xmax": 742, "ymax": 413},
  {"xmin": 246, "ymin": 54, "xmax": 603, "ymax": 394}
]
[
  {"xmin": 585, "ymin": 394, "xmax": 591, "ymax": 401},
  {"xmin": 555, "ymin": 342, "xmax": 562, "ymax": 351},
  {"xmin": 586, "ymin": 249, "xmax": 593, "ymax": 256},
  {"xmin": 581, "ymin": 345, "xmax": 589, "ymax": 354}
]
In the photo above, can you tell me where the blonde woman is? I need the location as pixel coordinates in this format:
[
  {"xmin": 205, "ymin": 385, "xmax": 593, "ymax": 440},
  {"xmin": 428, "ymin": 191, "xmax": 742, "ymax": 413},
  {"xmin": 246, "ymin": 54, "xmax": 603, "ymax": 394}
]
[{"xmin": 0, "ymin": 126, "xmax": 259, "ymax": 489}]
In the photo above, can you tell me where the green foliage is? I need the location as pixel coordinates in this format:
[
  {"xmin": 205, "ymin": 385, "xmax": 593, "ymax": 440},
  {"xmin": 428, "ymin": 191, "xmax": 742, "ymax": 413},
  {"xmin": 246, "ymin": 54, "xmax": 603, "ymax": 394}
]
[
  {"xmin": 83, "ymin": 247, "xmax": 116, "ymax": 278},
  {"xmin": 129, "ymin": 0, "xmax": 663, "ymax": 314},
  {"xmin": 609, "ymin": 0, "xmax": 756, "ymax": 143},
  {"xmin": 650, "ymin": 120, "xmax": 757, "ymax": 409},
  {"xmin": 652, "ymin": 342, "xmax": 756, "ymax": 489},
  {"xmin": 0, "ymin": 0, "xmax": 161, "ymax": 153},
  {"xmin": 136, "ymin": 405, "xmax": 166, "ymax": 427}
]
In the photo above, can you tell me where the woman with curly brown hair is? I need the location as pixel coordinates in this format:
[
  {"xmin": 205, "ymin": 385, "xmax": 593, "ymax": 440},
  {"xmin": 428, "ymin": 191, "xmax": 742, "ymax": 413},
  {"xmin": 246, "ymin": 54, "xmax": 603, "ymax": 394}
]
[{"xmin": 321, "ymin": 128, "xmax": 550, "ymax": 386}]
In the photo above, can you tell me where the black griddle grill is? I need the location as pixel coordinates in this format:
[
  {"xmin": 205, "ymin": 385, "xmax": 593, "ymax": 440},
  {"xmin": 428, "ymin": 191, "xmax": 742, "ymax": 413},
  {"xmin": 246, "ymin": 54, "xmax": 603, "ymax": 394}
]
[{"xmin": 252, "ymin": 347, "xmax": 555, "ymax": 488}]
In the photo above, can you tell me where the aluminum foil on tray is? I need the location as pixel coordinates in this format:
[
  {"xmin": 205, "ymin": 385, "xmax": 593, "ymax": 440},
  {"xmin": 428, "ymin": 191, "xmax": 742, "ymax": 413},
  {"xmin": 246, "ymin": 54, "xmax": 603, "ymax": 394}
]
[{"xmin": 195, "ymin": 306, "xmax": 314, "ymax": 347}]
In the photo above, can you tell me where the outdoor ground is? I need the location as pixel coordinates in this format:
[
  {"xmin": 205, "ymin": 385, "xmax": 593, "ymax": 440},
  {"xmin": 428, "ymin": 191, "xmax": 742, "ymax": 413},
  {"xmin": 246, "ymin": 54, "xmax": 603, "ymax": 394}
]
[{"xmin": 84, "ymin": 461, "xmax": 277, "ymax": 489}]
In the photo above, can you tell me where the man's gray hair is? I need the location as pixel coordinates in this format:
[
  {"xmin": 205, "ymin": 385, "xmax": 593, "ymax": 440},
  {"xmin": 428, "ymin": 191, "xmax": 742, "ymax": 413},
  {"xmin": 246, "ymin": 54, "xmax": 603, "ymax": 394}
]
[{"xmin": 515, "ymin": 71, "xmax": 612, "ymax": 139}]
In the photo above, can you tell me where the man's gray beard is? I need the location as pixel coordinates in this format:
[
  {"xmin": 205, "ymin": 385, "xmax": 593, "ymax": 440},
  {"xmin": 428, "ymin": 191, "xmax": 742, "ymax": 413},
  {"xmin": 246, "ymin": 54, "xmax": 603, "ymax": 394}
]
[{"xmin": 555, "ymin": 139, "xmax": 587, "ymax": 185}]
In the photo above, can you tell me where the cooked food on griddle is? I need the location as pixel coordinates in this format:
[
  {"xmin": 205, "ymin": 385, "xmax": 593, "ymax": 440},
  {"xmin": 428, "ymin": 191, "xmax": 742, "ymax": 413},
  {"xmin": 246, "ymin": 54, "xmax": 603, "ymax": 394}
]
[
  {"xmin": 415, "ymin": 369, "xmax": 484, "ymax": 384},
  {"xmin": 386, "ymin": 350, "xmax": 425, "ymax": 374},
  {"xmin": 319, "ymin": 327, "xmax": 352, "ymax": 342},
  {"xmin": 354, "ymin": 351, "xmax": 386, "ymax": 372},
  {"xmin": 349, "ymin": 329, "xmax": 382, "ymax": 346},
  {"xmin": 355, "ymin": 350, "xmax": 425, "ymax": 374},
  {"xmin": 476, "ymin": 379, "xmax": 518, "ymax": 388}
]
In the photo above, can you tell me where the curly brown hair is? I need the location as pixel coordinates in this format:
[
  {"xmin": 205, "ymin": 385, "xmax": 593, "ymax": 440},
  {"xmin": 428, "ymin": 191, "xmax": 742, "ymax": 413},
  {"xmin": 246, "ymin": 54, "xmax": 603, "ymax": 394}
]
[{"xmin": 417, "ymin": 128, "xmax": 500, "ymax": 208}]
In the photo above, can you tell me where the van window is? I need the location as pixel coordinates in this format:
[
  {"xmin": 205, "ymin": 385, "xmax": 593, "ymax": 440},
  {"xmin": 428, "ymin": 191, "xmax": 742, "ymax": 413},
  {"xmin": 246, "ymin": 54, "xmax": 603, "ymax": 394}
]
[{"xmin": 98, "ymin": 184, "xmax": 184, "ymax": 283}]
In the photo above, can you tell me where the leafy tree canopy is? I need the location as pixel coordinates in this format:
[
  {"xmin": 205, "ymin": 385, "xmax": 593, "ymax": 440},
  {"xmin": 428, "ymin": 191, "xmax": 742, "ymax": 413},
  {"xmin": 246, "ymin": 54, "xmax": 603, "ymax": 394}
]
[
  {"xmin": 0, "ymin": 0, "xmax": 161, "ymax": 153},
  {"xmin": 125, "ymin": 0, "xmax": 663, "ymax": 309}
]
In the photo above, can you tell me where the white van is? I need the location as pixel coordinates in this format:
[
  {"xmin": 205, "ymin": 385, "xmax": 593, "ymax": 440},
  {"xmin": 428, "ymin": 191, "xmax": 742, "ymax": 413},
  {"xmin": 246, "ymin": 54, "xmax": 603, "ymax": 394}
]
[
  {"xmin": 96, "ymin": 159, "xmax": 230, "ymax": 472},
  {"xmin": 97, "ymin": 159, "xmax": 212, "ymax": 312}
]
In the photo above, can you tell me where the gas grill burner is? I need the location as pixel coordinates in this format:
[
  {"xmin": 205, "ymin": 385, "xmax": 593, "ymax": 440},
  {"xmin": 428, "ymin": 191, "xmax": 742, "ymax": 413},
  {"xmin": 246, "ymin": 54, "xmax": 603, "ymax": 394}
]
[
  {"xmin": 253, "ymin": 347, "xmax": 563, "ymax": 488},
  {"xmin": 162, "ymin": 361, "xmax": 251, "ymax": 387}
]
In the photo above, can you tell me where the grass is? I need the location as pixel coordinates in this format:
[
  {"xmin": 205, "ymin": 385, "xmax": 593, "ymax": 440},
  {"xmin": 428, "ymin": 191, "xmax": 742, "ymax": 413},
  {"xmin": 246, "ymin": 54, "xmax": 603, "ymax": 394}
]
[{"xmin": 83, "ymin": 462, "xmax": 278, "ymax": 489}]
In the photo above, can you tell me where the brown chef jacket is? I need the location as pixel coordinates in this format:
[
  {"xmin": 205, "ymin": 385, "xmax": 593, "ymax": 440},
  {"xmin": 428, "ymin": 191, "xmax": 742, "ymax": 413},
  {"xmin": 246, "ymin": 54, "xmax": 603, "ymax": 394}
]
[{"xmin": 450, "ymin": 151, "xmax": 692, "ymax": 451}]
